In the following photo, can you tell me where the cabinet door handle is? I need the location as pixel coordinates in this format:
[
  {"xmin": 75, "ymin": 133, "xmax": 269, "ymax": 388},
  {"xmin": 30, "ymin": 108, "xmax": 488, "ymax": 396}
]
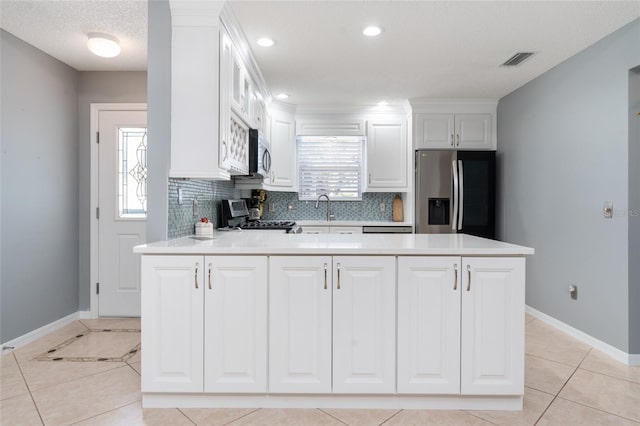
[
  {"xmin": 453, "ymin": 264, "xmax": 458, "ymax": 290},
  {"xmin": 208, "ymin": 263, "xmax": 212, "ymax": 290},
  {"xmin": 450, "ymin": 134, "xmax": 454, "ymax": 146},
  {"xmin": 324, "ymin": 263, "xmax": 328, "ymax": 290},
  {"xmin": 456, "ymin": 134, "xmax": 460, "ymax": 146},
  {"xmin": 194, "ymin": 262, "xmax": 199, "ymax": 289},
  {"xmin": 337, "ymin": 263, "xmax": 341, "ymax": 290},
  {"xmin": 466, "ymin": 264, "xmax": 471, "ymax": 291}
]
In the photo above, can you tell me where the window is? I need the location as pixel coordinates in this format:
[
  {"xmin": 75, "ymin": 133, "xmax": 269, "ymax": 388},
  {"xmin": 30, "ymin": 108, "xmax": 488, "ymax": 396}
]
[
  {"xmin": 297, "ymin": 136, "xmax": 364, "ymax": 201},
  {"xmin": 118, "ymin": 127, "xmax": 147, "ymax": 218}
]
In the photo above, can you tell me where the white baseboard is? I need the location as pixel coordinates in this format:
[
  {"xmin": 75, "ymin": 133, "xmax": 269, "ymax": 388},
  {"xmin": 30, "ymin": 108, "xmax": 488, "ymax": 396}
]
[
  {"xmin": 1, "ymin": 310, "xmax": 91, "ymax": 353},
  {"xmin": 526, "ymin": 305, "xmax": 639, "ymax": 366}
]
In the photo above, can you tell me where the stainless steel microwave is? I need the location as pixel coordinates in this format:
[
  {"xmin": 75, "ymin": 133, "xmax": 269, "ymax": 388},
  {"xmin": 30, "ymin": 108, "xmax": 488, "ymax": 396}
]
[{"xmin": 247, "ymin": 129, "xmax": 271, "ymax": 179}]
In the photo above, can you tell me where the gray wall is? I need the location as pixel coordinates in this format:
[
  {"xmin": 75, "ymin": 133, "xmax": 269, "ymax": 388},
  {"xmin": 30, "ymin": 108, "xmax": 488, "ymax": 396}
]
[
  {"xmin": 146, "ymin": 0, "xmax": 171, "ymax": 243},
  {"xmin": 1, "ymin": 30, "xmax": 79, "ymax": 343},
  {"xmin": 497, "ymin": 19, "xmax": 640, "ymax": 352},
  {"xmin": 629, "ymin": 67, "xmax": 640, "ymax": 354},
  {"xmin": 77, "ymin": 72, "xmax": 147, "ymax": 310}
]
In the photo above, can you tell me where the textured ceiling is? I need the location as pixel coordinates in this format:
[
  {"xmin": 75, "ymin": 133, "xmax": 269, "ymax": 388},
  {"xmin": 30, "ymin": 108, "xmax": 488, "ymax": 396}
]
[
  {"xmin": 1, "ymin": 1, "xmax": 638, "ymax": 104},
  {"xmin": 0, "ymin": 0, "xmax": 147, "ymax": 71}
]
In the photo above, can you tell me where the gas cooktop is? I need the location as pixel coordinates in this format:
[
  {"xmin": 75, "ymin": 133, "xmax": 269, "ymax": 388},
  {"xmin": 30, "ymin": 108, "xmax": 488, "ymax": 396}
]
[{"xmin": 238, "ymin": 220, "xmax": 296, "ymax": 230}]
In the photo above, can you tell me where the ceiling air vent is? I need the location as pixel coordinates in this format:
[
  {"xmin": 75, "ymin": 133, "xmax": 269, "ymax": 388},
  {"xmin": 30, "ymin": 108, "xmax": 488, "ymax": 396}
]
[{"xmin": 501, "ymin": 52, "xmax": 534, "ymax": 67}]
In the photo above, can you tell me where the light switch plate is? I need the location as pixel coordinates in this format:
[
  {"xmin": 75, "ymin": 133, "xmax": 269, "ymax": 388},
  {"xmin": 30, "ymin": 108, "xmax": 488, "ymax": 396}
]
[{"xmin": 603, "ymin": 202, "xmax": 613, "ymax": 218}]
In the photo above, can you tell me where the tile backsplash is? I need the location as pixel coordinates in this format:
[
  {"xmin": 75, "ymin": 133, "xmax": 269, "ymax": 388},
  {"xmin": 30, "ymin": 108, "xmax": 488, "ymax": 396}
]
[
  {"xmin": 168, "ymin": 180, "xmax": 403, "ymax": 238},
  {"xmin": 261, "ymin": 192, "xmax": 401, "ymax": 222},
  {"xmin": 168, "ymin": 178, "xmax": 248, "ymax": 239}
]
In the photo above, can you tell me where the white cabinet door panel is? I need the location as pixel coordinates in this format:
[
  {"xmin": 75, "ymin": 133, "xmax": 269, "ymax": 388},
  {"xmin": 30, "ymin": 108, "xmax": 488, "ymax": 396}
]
[
  {"xmin": 397, "ymin": 257, "xmax": 461, "ymax": 394},
  {"xmin": 269, "ymin": 256, "xmax": 332, "ymax": 393},
  {"xmin": 366, "ymin": 120, "xmax": 408, "ymax": 191},
  {"xmin": 204, "ymin": 256, "xmax": 267, "ymax": 393},
  {"xmin": 415, "ymin": 114, "xmax": 455, "ymax": 150},
  {"xmin": 461, "ymin": 257, "xmax": 525, "ymax": 395},
  {"xmin": 455, "ymin": 114, "xmax": 492, "ymax": 150},
  {"xmin": 270, "ymin": 108, "xmax": 296, "ymax": 189},
  {"xmin": 141, "ymin": 256, "xmax": 203, "ymax": 393},
  {"xmin": 332, "ymin": 256, "xmax": 396, "ymax": 394}
]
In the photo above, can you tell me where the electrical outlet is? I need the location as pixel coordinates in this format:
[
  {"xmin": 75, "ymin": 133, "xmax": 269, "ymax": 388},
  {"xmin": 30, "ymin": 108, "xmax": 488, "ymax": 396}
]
[
  {"xmin": 177, "ymin": 188, "xmax": 184, "ymax": 205},
  {"xmin": 569, "ymin": 284, "xmax": 578, "ymax": 300},
  {"xmin": 192, "ymin": 198, "xmax": 199, "ymax": 217},
  {"xmin": 379, "ymin": 202, "xmax": 386, "ymax": 212},
  {"xmin": 287, "ymin": 202, "xmax": 294, "ymax": 211},
  {"xmin": 268, "ymin": 202, "xmax": 275, "ymax": 212}
]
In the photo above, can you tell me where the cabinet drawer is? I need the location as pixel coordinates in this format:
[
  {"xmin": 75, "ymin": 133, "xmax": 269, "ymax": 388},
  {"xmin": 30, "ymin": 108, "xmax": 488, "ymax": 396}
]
[{"xmin": 330, "ymin": 226, "xmax": 362, "ymax": 234}]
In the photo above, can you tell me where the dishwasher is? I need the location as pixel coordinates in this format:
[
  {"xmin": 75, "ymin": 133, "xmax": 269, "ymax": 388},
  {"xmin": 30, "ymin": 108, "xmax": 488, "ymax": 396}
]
[{"xmin": 362, "ymin": 225, "xmax": 413, "ymax": 234}]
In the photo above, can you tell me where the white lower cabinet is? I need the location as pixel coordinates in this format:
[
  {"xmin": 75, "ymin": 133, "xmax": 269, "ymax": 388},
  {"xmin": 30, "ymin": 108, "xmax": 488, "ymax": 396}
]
[
  {"xmin": 141, "ymin": 255, "xmax": 267, "ymax": 393},
  {"xmin": 269, "ymin": 256, "xmax": 396, "ymax": 394},
  {"xmin": 397, "ymin": 256, "xmax": 525, "ymax": 396}
]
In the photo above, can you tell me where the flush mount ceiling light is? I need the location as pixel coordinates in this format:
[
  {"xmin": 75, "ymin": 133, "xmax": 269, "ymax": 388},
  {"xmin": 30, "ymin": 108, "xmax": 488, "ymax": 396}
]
[
  {"xmin": 276, "ymin": 93, "xmax": 289, "ymax": 100},
  {"xmin": 377, "ymin": 101, "xmax": 389, "ymax": 106},
  {"xmin": 87, "ymin": 33, "xmax": 121, "ymax": 58},
  {"xmin": 257, "ymin": 37, "xmax": 276, "ymax": 47},
  {"xmin": 363, "ymin": 25, "xmax": 383, "ymax": 37}
]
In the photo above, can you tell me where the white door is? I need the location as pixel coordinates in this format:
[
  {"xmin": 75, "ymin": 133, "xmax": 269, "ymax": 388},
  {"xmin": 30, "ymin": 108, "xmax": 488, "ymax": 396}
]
[
  {"xmin": 269, "ymin": 107, "xmax": 296, "ymax": 189},
  {"xmin": 366, "ymin": 120, "xmax": 408, "ymax": 191},
  {"xmin": 269, "ymin": 256, "xmax": 332, "ymax": 393},
  {"xmin": 461, "ymin": 257, "xmax": 525, "ymax": 395},
  {"xmin": 204, "ymin": 256, "xmax": 267, "ymax": 393},
  {"xmin": 332, "ymin": 256, "xmax": 396, "ymax": 394},
  {"xmin": 98, "ymin": 109, "xmax": 147, "ymax": 316},
  {"xmin": 141, "ymin": 255, "xmax": 204, "ymax": 393},
  {"xmin": 397, "ymin": 257, "xmax": 461, "ymax": 394}
]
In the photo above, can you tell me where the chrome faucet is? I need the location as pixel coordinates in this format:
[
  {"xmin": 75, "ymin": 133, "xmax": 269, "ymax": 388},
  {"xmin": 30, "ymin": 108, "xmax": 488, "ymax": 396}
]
[{"xmin": 315, "ymin": 194, "xmax": 335, "ymax": 221}]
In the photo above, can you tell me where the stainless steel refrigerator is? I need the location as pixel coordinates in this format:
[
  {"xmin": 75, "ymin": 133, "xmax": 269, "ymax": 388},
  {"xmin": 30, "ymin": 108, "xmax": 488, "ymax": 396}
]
[{"xmin": 415, "ymin": 150, "xmax": 495, "ymax": 239}]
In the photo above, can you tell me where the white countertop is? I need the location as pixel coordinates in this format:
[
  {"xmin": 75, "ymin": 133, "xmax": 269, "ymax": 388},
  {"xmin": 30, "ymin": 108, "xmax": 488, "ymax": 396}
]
[
  {"xmin": 296, "ymin": 220, "xmax": 413, "ymax": 227},
  {"xmin": 134, "ymin": 233, "xmax": 534, "ymax": 256}
]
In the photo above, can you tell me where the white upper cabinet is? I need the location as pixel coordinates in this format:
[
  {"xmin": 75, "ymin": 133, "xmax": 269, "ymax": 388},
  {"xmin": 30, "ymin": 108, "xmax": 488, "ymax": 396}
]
[
  {"xmin": 366, "ymin": 119, "xmax": 408, "ymax": 191},
  {"xmin": 412, "ymin": 100, "xmax": 497, "ymax": 150},
  {"xmin": 268, "ymin": 105, "xmax": 297, "ymax": 190}
]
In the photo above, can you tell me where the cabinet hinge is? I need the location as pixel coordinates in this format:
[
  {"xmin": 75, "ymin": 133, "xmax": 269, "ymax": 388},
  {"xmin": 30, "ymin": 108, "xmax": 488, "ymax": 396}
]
[
  {"xmin": 96, "ymin": 283, "xmax": 100, "ymax": 294},
  {"xmin": 96, "ymin": 131, "xmax": 100, "ymax": 144},
  {"xmin": 96, "ymin": 207, "xmax": 99, "ymax": 219}
]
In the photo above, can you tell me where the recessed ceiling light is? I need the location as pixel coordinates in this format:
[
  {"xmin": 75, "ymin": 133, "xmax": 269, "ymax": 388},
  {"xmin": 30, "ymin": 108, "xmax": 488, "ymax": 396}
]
[
  {"xmin": 276, "ymin": 93, "xmax": 289, "ymax": 100},
  {"xmin": 257, "ymin": 37, "xmax": 276, "ymax": 47},
  {"xmin": 363, "ymin": 25, "xmax": 383, "ymax": 37},
  {"xmin": 87, "ymin": 33, "xmax": 121, "ymax": 58},
  {"xmin": 377, "ymin": 101, "xmax": 389, "ymax": 106}
]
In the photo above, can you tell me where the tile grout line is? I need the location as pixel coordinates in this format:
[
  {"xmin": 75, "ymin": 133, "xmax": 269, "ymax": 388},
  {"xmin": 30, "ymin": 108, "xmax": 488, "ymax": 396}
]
[
  {"xmin": 533, "ymin": 347, "xmax": 593, "ymax": 425},
  {"xmin": 317, "ymin": 408, "xmax": 350, "ymax": 425},
  {"xmin": 553, "ymin": 395, "xmax": 640, "ymax": 424},
  {"xmin": 525, "ymin": 352, "xmax": 587, "ymax": 369},
  {"xmin": 11, "ymin": 351, "xmax": 46, "ymax": 426},
  {"xmin": 379, "ymin": 409, "xmax": 403, "ymax": 425},
  {"xmin": 377, "ymin": 409, "xmax": 403, "ymax": 426},
  {"xmin": 176, "ymin": 408, "xmax": 198, "ymax": 425},
  {"xmin": 221, "ymin": 407, "xmax": 261, "ymax": 425},
  {"xmin": 65, "ymin": 399, "xmax": 143, "ymax": 426},
  {"xmin": 463, "ymin": 410, "xmax": 500, "ymax": 425},
  {"xmin": 578, "ymin": 365, "xmax": 640, "ymax": 387}
]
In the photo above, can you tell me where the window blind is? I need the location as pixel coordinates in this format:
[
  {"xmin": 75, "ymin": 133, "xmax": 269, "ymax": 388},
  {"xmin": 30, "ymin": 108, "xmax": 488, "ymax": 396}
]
[{"xmin": 297, "ymin": 136, "xmax": 364, "ymax": 201}]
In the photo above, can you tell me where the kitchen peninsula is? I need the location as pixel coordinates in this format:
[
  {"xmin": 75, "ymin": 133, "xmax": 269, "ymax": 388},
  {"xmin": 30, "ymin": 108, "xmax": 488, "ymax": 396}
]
[{"xmin": 135, "ymin": 233, "xmax": 533, "ymax": 410}]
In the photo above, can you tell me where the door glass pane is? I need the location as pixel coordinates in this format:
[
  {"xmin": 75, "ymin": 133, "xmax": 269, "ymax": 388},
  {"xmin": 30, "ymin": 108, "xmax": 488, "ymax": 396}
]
[{"xmin": 118, "ymin": 127, "xmax": 147, "ymax": 218}]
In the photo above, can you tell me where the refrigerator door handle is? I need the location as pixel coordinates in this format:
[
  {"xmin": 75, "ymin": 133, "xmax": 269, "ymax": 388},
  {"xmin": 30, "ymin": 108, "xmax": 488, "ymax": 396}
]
[
  {"xmin": 452, "ymin": 160, "xmax": 459, "ymax": 231},
  {"xmin": 458, "ymin": 160, "xmax": 464, "ymax": 230}
]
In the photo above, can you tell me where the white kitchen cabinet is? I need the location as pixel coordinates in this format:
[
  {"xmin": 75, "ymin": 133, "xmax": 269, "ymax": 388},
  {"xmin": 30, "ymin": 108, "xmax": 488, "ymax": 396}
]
[
  {"xmin": 332, "ymin": 257, "xmax": 396, "ymax": 393},
  {"xmin": 397, "ymin": 257, "xmax": 461, "ymax": 394},
  {"xmin": 204, "ymin": 256, "xmax": 267, "ymax": 393},
  {"xmin": 301, "ymin": 225, "xmax": 330, "ymax": 234},
  {"xmin": 269, "ymin": 105, "xmax": 297, "ymax": 190},
  {"xmin": 141, "ymin": 256, "xmax": 204, "ymax": 393},
  {"xmin": 415, "ymin": 113, "xmax": 492, "ymax": 150},
  {"xmin": 397, "ymin": 256, "xmax": 524, "ymax": 396},
  {"xmin": 269, "ymin": 256, "xmax": 332, "ymax": 393},
  {"xmin": 269, "ymin": 256, "xmax": 396, "ymax": 394},
  {"xmin": 218, "ymin": 27, "xmax": 233, "ymax": 172},
  {"xmin": 366, "ymin": 120, "xmax": 408, "ymax": 191},
  {"xmin": 141, "ymin": 255, "xmax": 267, "ymax": 394},
  {"xmin": 461, "ymin": 257, "xmax": 525, "ymax": 395},
  {"xmin": 329, "ymin": 226, "xmax": 362, "ymax": 234}
]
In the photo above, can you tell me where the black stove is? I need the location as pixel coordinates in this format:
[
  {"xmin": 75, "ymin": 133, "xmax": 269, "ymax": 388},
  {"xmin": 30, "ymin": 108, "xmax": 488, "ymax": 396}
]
[
  {"xmin": 221, "ymin": 199, "xmax": 297, "ymax": 231},
  {"xmin": 238, "ymin": 220, "xmax": 297, "ymax": 230}
]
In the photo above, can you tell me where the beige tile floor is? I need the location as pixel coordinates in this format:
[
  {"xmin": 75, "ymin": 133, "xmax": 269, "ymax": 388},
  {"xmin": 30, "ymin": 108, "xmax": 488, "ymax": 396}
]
[{"xmin": 1, "ymin": 315, "xmax": 639, "ymax": 425}]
